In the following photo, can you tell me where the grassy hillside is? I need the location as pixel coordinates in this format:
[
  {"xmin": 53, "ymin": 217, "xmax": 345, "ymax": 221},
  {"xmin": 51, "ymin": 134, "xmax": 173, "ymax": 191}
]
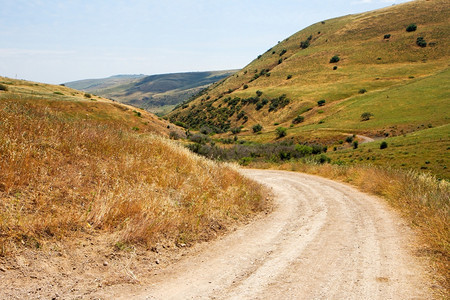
[
  {"xmin": 0, "ymin": 77, "xmax": 267, "ymax": 255},
  {"xmin": 66, "ymin": 70, "xmax": 237, "ymax": 115},
  {"xmin": 169, "ymin": 0, "xmax": 449, "ymax": 178}
]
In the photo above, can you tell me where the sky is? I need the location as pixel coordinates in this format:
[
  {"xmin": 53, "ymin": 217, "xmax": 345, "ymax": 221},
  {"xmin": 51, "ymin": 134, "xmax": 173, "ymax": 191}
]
[{"xmin": 0, "ymin": 0, "xmax": 412, "ymax": 84}]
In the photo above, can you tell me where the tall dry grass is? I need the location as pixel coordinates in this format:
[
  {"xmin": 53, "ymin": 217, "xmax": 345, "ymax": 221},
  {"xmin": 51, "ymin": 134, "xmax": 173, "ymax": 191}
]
[
  {"xmin": 252, "ymin": 160, "xmax": 449, "ymax": 293},
  {"xmin": 0, "ymin": 98, "xmax": 267, "ymax": 255}
]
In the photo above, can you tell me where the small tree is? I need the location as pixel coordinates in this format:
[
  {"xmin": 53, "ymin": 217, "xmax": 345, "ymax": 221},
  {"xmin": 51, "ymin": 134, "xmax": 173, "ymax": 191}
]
[
  {"xmin": 406, "ymin": 24, "xmax": 417, "ymax": 32},
  {"xmin": 276, "ymin": 127, "xmax": 287, "ymax": 138},
  {"xmin": 345, "ymin": 136, "xmax": 354, "ymax": 143},
  {"xmin": 84, "ymin": 93, "xmax": 92, "ymax": 98},
  {"xmin": 329, "ymin": 55, "xmax": 340, "ymax": 63},
  {"xmin": 256, "ymin": 90, "xmax": 263, "ymax": 97},
  {"xmin": 416, "ymin": 37, "xmax": 427, "ymax": 47},
  {"xmin": 317, "ymin": 99, "xmax": 326, "ymax": 106},
  {"xmin": 287, "ymin": 74, "xmax": 292, "ymax": 80},
  {"xmin": 384, "ymin": 34, "xmax": 391, "ymax": 39},
  {"xmin": 292, "ymin": 115, "xmax": 305, "ymax": 124},
  {"xmin": 231, "ymin": 127, "xmax": 241, "ymax": 134},
  {"xmin": 252, "ymin": 124, "xmax": 263, "ymax": 133},
  {"xmin": 360, "ymin": 112, "xmax": 373, "ymax": 121},
  {"xmin": 380, "ymin": 141, "xmax": 388, "ymax": 149},
  {"xmin": 243, "ymin": 84, "xmax": 248, "ymax": 89},
  {"xmin": 359, "ymin": 88, "xmax": 367, "ymax": 94},
  {"xmin": 353, "ymin": 141, "xmax": 359, "ymax": 149}
]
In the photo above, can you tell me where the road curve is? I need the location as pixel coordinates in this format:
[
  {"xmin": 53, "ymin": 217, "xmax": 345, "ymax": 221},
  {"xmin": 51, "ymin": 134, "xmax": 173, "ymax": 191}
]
[{"xmin": 127, "ymin": 169, "xmax": 431, "ymax": 299}]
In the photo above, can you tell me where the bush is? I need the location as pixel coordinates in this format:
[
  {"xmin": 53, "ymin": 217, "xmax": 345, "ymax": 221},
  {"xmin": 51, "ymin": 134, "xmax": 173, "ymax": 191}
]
[
  {"xmin": 278, "ymin": 58, "xmax": 283, "ymax": 64},
  {"xmin": 256, "ymin": 90, "xmax": 263, "ymax": 97},
  {"xmin": 243, "ymin": 84, "xmax": 248, "ymax": 89},
  {"xmin": 276, "ymin": 127, "xmax": 287, "ymax": 138},
  {"xmin": 360, "ymin": 112, "xmax": 373, "ymax": 121},
  {"xmin": 384, "ymin": 34, "xmax": 391, "ymax": 39},
  {"xmin": 406, "ymin": 24, "xmax": 417, "ymax": 32},
  {"xmin": 333, "ymin": 66, "xmax": 338, "ymax": 70},
  {"xmin": 279, "ymin": 49, "xmax": 287, "ymax": 56},
  {"xmin": 189, "ymin": 133, "xmax": 210, "ymax": 144},
  {"xmin": 380, "ymin": 141, "xmax": 388, "ymax": 149},
  {"xmin": 359, "ymin": 88, "xmax": 367, "ymax": 94},
  {"xmin": 345, "ymin": 136, "xmax": 354, "ymax": 143},
  {"xmin": 169, "ymin": 131, "xmax": 180, "ymax": 140},
  {"xmin": 416, "ymin": 37, "xmax": 427, "ymax": 47},
  {"xmin": 231, "ymin": 127, "xmax": 241, "ymax": 134},
  {"xmin": 317, "ymin": 99, "xmax": 326, "ymax": 106},
  {"xmin": 292, "ymin": 115, "xmax": 305, "ymax": 124},
  {"xmin": 84, "ymin": 93, "xmax": 92, "ymax": 98},
  {"xmin": 329, "ymin": 55, "xmax": 340, "ymax": 63},
  {"xmin": 353, "ymin": 141, "xmax": 359, "ymax": 149},
  {"xmin": 287, "ymin": 75, "xmax": 292, "ymax": 80},
  {"xmin": 200, "ymin": 126, "xmax": 213, "ymax": 135},
  {"xmin": 252, "ymin": 124, "xmax": 263, "ymax": 133}
]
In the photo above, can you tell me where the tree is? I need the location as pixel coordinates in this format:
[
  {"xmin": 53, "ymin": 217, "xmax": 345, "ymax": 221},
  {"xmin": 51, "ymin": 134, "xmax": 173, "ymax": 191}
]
[
  {"xmin": 360, "ymin": 112, "xmax": 373, "ymax": 121},
  {"xmin": 276, "ymin": 127, "xmax": 287, "ymax": 138},
  {"xmin": 292, "ymin": 115, "xmax": 305, "ymax": 124},
  {"xmin": 252, "ymin": 124, "xmax": 263, "ymax": 133},
  {"xmin": 380, "ymin": 141, "xmax": 388, "ymax": 149},
  {"xmin": 406, "ymin": 24, "xmax": 417, "ymax": 32},
  {"xmin": 329, "ymin": 55, "xmax": 340, "ymax": 63},
  {"xmin": 317, "ymin": 99, "xmax": 326, "ymax": 106}
]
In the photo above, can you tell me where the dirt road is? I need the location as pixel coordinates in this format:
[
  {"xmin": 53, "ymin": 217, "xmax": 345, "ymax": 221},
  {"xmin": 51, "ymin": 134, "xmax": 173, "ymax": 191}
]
[{"xmin": 119, "ymin": 169, "xmax": 431, "ymax": 299}]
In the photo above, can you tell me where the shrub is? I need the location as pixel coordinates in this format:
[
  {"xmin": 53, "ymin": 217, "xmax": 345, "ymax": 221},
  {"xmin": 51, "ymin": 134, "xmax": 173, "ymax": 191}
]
[
  {"xmin": 287, "ymin": 75, "xmax": 292, "ymax": 80},
  {"xmin": 243, "ymin": 84, "xmax": 248, "ymax": 89},
  {"xmin": 345, "ymin": 136, "xmax": 354, "ymax": 143},
  {"xmin": 300, "ymin": 40, "xmax": 310, "ymax": 49},
  {"xmin": 189, "ymin": 133, "xmax": 210, "ymax": 144},
  {"xmin": 416, "ymin": 37, "xmax": 427, "ymax": 47},
  {"xmin": 0, "ymin": 83, "xmax": 8, "ymax": 91},
  {"xmin": 406, "ymin": 24, "xmax": 417, "ymax": 32},
  {"xmin": 276, "ymin": 127, "xmax": 287, "ymax": 138},
  {"xmin": 84, "ymin": 93, "xmax": 92, "ymax": 98},
  {"xmin": 292, "ymin": 115, "xmax": 305, "ymax": 124},
  {"xmin": 359, "ymin": 88, "xmax": 367, "ymax": 94},
  {"xmin": 257, "ymin": 55, "xmax": 262, "ymax": 59},
  {"xmin": 384, "ymin": 34, "xmax": 391, "ymax": 39},
  {"xmin": 317, "ymin": 99, "xmax": 326, "ymax": 106},
  {"xmin": 329, "ymin": 55, "xmax": 340, "ymax": 63},
  {"xmin": 353, "ymin": 141, "xmax": 359, "ymax": 149},
  {"xmin": 231, "ymin": 127, "xmax": 241, "ymax": 134},
  {"xmin": 333, "ymin": 66, "xmax": 338, "ymax": 70},
  {"xmin": 380, "ymin": 141, "xmax": 388, "ymax": 149},
  {"xmin": 256, "ymin": 90, "xmax": 263, "ymax": 97},
  {"xmin": 279, "ymin": 49, "xmax": 287, "ymax": 56},
  {"xmin": 360, "ymin": 112, "xmax": 373, "ymax": 121},
  {"xmin": 169, "ymin": 131, "xmax": 179, "ymax": 140},
  {"xmin": 252, "ymin": 124, "xmax": 263, "ymax": 133},
  {"xmin": 278, "ymin": 58, "xmax": 283, "ymax": 64},
  {"xmin": 200, "ymin": 126, "xmax": 213, "ymax": 135}
]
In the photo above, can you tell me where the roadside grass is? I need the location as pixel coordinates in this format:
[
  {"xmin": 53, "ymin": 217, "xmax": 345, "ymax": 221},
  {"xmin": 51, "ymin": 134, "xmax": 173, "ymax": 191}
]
[
  {"xmin": 0, "ymin": 97, "xmax": 267, "ymax": 255},
  {"xmin": 249, "ymin": 161, "xmax": 449, "ymax": 296}
]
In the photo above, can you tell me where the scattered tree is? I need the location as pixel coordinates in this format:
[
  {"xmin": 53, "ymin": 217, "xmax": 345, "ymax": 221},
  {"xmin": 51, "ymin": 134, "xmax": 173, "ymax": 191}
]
[
  {"xmin": 276, "ymin": 127, "xmax": 287, "ymax": 138},
  {"xmin": 287, "ymin": 74, "xmax": 292, "ymax": 80},
  {"xmin": 359, "ymin": 88, "xmax": 367, "ymax": 94},
  {"xmin": 317, "ymin": 99, "xmax": 326, "ymax": 106},
  {"xmin": 416, "ymin": 37, "xmax": 427, "ymax": 47},
  {"xmin": 380, "ymin": 141, "xmax": 388, "ymax": 149},
  {"xmin": 406, "ymin": 24, "xmax": 417, "ymax": 32},
  {"xmin": 252, "ymin": 124, "xmax": 263, "ymax": 133},
  {"xmin": 353, "ymin": 141, "xmax": 359, "ymax": 149},
  {"xmin": 361, "ymin": 112, "xmax": 373, "ymax": 121},
  {"xmin": 292, "ymin": 115, "xmax": 305, "ymax": 124},
  {"xmin": 329, "ymin": 55, "xmax": 340, "ymax": 63},
  {"xmin": 384, "ymin": 34, "xmax": 391, "ymax": 39}
]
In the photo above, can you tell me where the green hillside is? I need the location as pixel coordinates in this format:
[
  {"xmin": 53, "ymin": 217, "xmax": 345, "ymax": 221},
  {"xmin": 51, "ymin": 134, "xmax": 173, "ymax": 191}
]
[
  {"xmin": 66, "ymin": 70, "xmax": 237, "ymax": 115},
  {"xmin": 169, "ymin": 0, "xmax": 449, "ymax": 178}
]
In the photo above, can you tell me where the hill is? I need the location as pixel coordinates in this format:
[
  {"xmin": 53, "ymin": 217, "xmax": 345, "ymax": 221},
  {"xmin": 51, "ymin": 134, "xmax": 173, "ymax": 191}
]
[
  {"xmin": 169, "ymin": 0, "xmax": 449, "ymax": 179},
  {"xmin": 0, "ymin": 76, "xmax": 267, "ymax": 256},
  {"xmin": 65, "ymin": 70, "xmax": 237, "ymax": 115}
]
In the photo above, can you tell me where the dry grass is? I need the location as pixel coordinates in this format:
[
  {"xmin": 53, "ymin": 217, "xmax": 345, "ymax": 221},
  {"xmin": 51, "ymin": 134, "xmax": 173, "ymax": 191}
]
[
  {"xmin": 0, "ymin": 97, "xmax": 267, "ymax": 255},
  {"xmin": 251, "ymin": 160, "xmax": 449, "ymax": 294}
]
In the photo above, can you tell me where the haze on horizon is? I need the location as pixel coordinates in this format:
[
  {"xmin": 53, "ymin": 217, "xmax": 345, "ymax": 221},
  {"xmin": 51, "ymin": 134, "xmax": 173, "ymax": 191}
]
[{"xmin": 1, "ymin": 0, "xmax": 412, "ymax": 84}]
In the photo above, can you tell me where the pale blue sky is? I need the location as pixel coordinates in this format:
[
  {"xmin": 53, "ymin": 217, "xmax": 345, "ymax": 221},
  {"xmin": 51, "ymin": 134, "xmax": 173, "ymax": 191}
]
[{"xmin": 0, "ymin": 0, "xmax": 411, "ymax": 84}]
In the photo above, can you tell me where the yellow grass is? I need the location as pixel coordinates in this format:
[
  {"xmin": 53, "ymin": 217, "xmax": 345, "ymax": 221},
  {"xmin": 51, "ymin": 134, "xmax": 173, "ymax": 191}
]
[
  {"xmin": 251, "ymin": 161, "xmax": 449, "ymax": 294},
  {"xmin": 0, "ymin": 97, "xmax": 268, "ymax": 255}
]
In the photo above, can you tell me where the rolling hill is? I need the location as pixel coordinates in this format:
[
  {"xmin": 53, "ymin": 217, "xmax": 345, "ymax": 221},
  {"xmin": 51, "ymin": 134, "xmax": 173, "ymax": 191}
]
[
  {"xmin": 169, "ymin": 0, "xmax": 449, "ymax": 179},
  {"xmin": 65, "ymin": 70, "xmax": 237, "ymax": 115}
]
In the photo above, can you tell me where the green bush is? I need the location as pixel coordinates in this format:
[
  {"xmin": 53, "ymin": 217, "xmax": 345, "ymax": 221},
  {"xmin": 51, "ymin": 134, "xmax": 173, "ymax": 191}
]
[
  {"xmin": 252, "ymin": 124, "xmax": 263, "ymax": 133},
  {"xmin": 278, "ymin": 58, "xmax": 283, "ymax": 64},
  {"xmin": 292, "ymin": 115, "xmax": 305, "ymax": 124},
  {"xmin": 360, "ymin": 112, "xmax": 373, "ymax": 121},
  {"xmin": 359, "ymin": 88, "xmax": 367, "ymax": 94},
  {"xmin": 406, "ymin": 24, "xmax": 417, "ymax": 32},
  {"xmin": 333, "ymin": 66, "xmax": 338, "ymax": 70},
  {"xmin": 380, "ymin": 141, "xmax": 388, "ymax": 149},
  {"xmin": 169, "ymin": 131, "xmax": 180, "ymax": 140},
  {"xmin": 279, "ymin": 49, "xmax": 287, "ymax": 56},
  {"xmin": 53, "ymin": 91, "xmax": 63, "ymax": 95},
  {"xmin": 287, "ymin": 75, "xmax": 292, "ymax": 80},
  {"xmin": 256, "ymin": 90, "xmax": 263, "ymax": 97},
  {"xmin": 384, "ymin": 34, "xmax": 391, "ymax": 39},
  {"xmin": 416, "ymin": 37, "xmax": 427, "ymax": 47},
  {"xmin": 231, "ymin": 127, "xmax": 241, "ymax": 134},
  {"xmin": 353, "ymin": 141, "xmax": 359, "ymax": 149},
  {"xmin": 345, "ymin": 136, "xmax": 353, "ymax": 143},
  {"xmin": 243, "ymin": 84, "xmax": 248, "ymax": 89},
  {"xmin": 84, "ymin": 93, "xmax": 92, "ymax": 98},
  {"xmin": 276, "ymin": 127, "xmax": 287, "ymax": 138},
  {"xmin": 317, "ymin": 99, "xmax": 326, "ymax": 106},
  {"xmin": 329, "ymin": 55, "xmax": 340, "ymax": 63},
  {"xmin": 0, "ymin": 84, "xmax": 8, "ymax": 91}
]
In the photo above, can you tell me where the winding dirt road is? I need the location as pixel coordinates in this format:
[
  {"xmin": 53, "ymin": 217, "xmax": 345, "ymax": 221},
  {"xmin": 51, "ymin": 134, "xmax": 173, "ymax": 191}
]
[{"xmin": 120, "ymin": 169, "xmax": 431, "ymax": 299}]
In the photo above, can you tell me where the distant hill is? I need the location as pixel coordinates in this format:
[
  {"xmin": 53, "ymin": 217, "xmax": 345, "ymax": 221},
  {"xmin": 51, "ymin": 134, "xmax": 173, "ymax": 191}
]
[
  {"xmin": 168, "ymin": 0, "xmax": 449, "ymax": 178},
  {"xmin": 65, "ymin": 70, "xmax": 237, "ymax": 115}
]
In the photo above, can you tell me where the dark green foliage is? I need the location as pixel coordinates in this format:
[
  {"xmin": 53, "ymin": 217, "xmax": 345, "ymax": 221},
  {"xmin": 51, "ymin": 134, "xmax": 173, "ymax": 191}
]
[
  {"xmin": 279, "ymin": 49, "xmax": 287, "ymax": 56},
  {"xmin": 256, "ymin": 90, "xmax": 263, "ymax": 97},
  {"xmin": 269, "ymin": 94, "xmax": 290, "ymax": 112},
  {"xmin": 353, "ymin": 141, "xmax": 359, "ymax": 149},
  {"xmin": 359, "ymin": 88, "xmax": 367, "ymax": 94},
  {"xmin": 416, "ymin": 37, "xmax": 427, "ymax": 47},
  {"xmin": 300, "ymin": 35, "xmax": 313, "ymax": 49},
  {"xmin": 257, "ymin": 55, "xmax": 262, "ymax": 59},
  {"xmin": 333, "ymin": 66, "xmax": 338, "ymax": 70},
  {"xmin": 287, "ymin": 75, "xmax": 292, "ymax": 80},
  {"xmin": 231, "ymin": 127, "xmax": 241, "ymax": 134},
  {"xmin": 276, "ymin": 127, "xmax": 287, "ymax": 138},
  {"xmin": 256, "ymin": 99, "xmax": 269, "ymax": 111},
  {"xmin": 237, "ymin": 111, "xmax": 246, "ymax": 121},
  {"xmin": 380, "ymin": 141, "xmax": 388, "ymax": 149},
  {"xmin": 278, "ymin": 58, "xmax": 283, "ymax": 64},
  {"xmin": 0, "ymin": 84, "xmax": 8, "ymax": 91},
  {"xmin": 292, "ymin": 115, "xmax": 305, "ymax": 124},
  {"xmin": 345, "ymin": 136, "xmax": 354, "ymax": 143},
  {"xmin": 84, "ymin": 93, "xmax": 92, "ymax": 98},
  {"xmin": 243, "ymin": 84, "xmax": 248, "ymax": 89},
  {"xmin": 329, "ymin": 55, "xmax": 340, "ymax": 63},
  {"xmin": 317, "ymin": 99, "xmax": 326, "ymax": 106},
  {"xmin": 252, "ymin": 124, "xmax": 263, "ymax": 133},
  {"xmin": 360, "ymin": 112, "xmax": 373, "ymax": 121},
  {"xmin": 189, "ymin": 133, "xmax": 211, "ymax": 144},
  {"xmin": 406, "ymin": 24, "xmax": 417, "ymax": 32},
  {"xmin": 174, "ymin": 121, "xmax": 186, "ymax": 128},
  {"xmin": 200, "ymin": 126, "xmax": 213, "ymax": 135},
  {"xmin": 133, "ymin": 110, "xmax": 142, "ymax": 117},
  {"xmin": 53, "ymin": 91, "xmax": 63, "ymax": 95},
  {"xmin": 384, "ymin": 34, "xmax": 391, "ymax": 39}
]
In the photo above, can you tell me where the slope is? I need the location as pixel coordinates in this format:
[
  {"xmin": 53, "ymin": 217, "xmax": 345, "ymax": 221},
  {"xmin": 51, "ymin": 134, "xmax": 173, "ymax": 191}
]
[{"xmin": 169, "ymin": 0, "xmax": 449, "ymax": 141}]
